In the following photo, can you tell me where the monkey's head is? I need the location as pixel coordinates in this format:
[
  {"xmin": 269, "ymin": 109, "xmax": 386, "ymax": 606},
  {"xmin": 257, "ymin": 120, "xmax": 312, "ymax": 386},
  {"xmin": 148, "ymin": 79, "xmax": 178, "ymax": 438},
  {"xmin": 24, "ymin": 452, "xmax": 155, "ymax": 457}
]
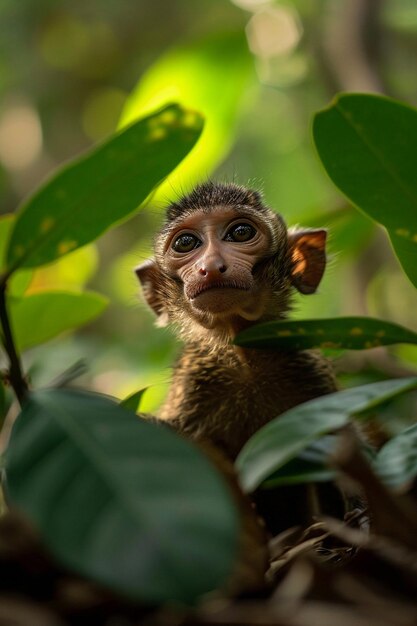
[{"xmin": 136, "ymin": 182, "xmax": 327, "ymax": 345}]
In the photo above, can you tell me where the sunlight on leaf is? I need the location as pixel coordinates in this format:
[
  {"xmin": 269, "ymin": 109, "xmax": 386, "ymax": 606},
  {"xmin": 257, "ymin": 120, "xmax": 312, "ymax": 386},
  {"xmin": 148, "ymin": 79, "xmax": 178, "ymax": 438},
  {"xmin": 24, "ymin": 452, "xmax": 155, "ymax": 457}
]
[
  {"xmin": 120, "ymin": 32, "xmax": 255, "ymax": 202},
  {"xmin": 27, "ymin": 245, "xmax": 98, "ymax": 293}
]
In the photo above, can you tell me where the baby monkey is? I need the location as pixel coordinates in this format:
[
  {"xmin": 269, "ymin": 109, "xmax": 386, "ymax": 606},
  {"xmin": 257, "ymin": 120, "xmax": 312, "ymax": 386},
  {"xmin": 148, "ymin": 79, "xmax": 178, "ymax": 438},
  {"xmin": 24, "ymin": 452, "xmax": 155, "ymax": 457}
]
[
  {"xmin": 136, "ymin": 182, "xmax": 348, "ymax": 538},
  {"xmin": 136, "ymin": 181, "xmax": 337, "ymax": 461}
]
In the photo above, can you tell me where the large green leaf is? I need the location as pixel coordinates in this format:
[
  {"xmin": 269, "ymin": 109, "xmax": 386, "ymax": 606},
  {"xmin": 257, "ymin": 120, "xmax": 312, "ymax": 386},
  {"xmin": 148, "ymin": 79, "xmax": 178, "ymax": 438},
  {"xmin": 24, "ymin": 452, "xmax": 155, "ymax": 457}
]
[
  {"xmin": 374, "ymin": 423, "xmax": 417, "ymax": 489},
  {"xmin": 120, "ymin": 32, "xmax": 254, "ymax": 201},
  {"xmin": 234, "ymin": 317, "xmax": 417, "ymax": 351},
  {"xmin": 236, "ymin": 378, "xmax": 417, "ymax": 492},
  {"xmin": 312, "ymin": 93, "xmax": 417, "ymax": 287},
  {"xmin": 6, "ymin": 104, "xmax": 203, "ymax": 273},
  {"xmin": 9, "ymin": 290, "xmax": 108, "ymax": 351},
  {"xmin": 6, "ymin": 389, "xmax": 238, "ymax": 603}
]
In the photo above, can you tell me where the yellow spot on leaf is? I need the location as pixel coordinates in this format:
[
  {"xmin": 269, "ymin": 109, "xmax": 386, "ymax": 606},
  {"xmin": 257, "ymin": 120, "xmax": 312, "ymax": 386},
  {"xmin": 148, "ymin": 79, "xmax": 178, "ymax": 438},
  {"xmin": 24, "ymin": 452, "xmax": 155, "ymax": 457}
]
[
  {"xmin": 148, "ymin": 127, "xmax": 167, "ymax": 141},
  {"xmin": 158, "ymin": 109, "xmax": 178, "ymax": 126},
  {"xmin": 58, "ymin": 240, "xmax": 77, "ymax": 255},
  {"xmin": 297, "ymin": 328, "xmax": 306, "ymax": 335},
  {"xmin": 376, "ymin": 330, "xmax": 386, "ymax": 337},
  {"xmin": 316, "ymin": 329, "xmax": 324, "ymax": 335},
  {"xmin": 365, "ymin": 340, "xmax": 380, "ymax": 349},
  {"xmin": 40, "ymin": 217, "xmax": 55, "ymax": 233},
  {"xmin": 350, "ymin": 327, "xmax": 363, "ymax": 336},
  {"xmin": 181, "ymin": 110, "xmax": 201, "ymax": 129},
  {"xmin": 413, "ymin": 234, "xmax": 417, "ymax": 243},
  {"xmin": 395, "ymin": 228, "xmax": 410, "ymax": 238},
  {"xmin": 277, "ymin": 330, "xmax": 292, "ymax": 337},
  {"xmin": 320, "ymin": 341, "xmax": 340, "ymax": 349}
]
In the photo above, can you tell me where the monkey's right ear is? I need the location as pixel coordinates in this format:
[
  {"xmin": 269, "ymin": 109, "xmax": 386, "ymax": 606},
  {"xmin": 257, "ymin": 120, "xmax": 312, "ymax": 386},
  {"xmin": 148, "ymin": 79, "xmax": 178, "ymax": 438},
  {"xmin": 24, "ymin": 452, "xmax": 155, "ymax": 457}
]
[
  {"xmin": 135, "ymin": 259, "xmax": 169, "ymax": 326},
  {"xmin": 288, "ymin": 229, "xmax": 327, "ymax": 295}
]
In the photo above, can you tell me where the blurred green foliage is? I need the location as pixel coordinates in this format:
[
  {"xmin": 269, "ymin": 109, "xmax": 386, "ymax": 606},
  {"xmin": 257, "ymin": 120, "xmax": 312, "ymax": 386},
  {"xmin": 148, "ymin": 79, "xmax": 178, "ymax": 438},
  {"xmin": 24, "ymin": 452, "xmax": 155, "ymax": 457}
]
[{"xmin": 1, "ymin": 0, "xmax": 417, "ymax": 406}]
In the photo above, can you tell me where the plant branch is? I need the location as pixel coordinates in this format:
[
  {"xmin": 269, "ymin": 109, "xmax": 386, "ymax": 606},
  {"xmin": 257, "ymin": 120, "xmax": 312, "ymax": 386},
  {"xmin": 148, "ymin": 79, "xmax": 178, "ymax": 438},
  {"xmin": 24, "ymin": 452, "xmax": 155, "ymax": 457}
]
[{"xmin": 0, "ymin": 283, "xmax": 28, "ymax": 405}]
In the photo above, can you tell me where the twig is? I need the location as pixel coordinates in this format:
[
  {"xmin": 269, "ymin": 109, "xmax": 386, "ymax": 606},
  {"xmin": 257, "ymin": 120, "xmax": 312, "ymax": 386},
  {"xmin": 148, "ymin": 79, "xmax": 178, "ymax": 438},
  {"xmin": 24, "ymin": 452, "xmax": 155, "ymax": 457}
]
[{"xmin": 0, "ymin": 282, "xmax": 28, "ymax": 405}]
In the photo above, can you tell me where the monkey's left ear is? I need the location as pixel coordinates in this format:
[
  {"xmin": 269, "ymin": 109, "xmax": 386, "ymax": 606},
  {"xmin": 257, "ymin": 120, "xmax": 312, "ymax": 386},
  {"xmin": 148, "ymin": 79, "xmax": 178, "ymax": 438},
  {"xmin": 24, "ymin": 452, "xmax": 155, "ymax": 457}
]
[
  {"xmin": 288, "ymin": 229, "xmax": 327, "ymax": 295},
  {"xmin": 135, "ymin": 259, "xmax": 169, "ymax": 326}
]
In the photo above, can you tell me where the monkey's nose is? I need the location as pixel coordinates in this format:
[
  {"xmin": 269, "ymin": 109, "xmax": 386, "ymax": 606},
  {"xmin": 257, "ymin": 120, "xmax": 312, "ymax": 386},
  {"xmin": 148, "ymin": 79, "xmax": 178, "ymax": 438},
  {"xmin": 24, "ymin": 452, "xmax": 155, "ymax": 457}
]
[{"xmin": 198, "ymin": 262, "xmax": 227, "ymax": 277}]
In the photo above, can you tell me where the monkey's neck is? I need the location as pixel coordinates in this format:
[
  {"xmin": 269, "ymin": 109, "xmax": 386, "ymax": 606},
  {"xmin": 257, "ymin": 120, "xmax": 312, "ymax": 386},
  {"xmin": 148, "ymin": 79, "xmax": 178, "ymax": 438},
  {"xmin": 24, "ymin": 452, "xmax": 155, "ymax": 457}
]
[
  {"xmin": 225, "ymin": 318, "xmax": 259, "ymax": 366},
  {"xmin": 176, "ymin": 316, "xmax": 265, "ymax": 358},
  {"xmin": 177, "ymin": 292, "xmax": 292, "ymax": 355}
]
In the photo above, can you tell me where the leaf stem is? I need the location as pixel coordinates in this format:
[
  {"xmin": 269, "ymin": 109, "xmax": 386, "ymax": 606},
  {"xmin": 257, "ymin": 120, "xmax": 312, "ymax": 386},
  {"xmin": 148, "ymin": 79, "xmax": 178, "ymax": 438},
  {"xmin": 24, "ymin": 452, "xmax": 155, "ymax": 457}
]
[{"xmin": 0, "ymin": 283, "xmax": 28, "ymax": 405}]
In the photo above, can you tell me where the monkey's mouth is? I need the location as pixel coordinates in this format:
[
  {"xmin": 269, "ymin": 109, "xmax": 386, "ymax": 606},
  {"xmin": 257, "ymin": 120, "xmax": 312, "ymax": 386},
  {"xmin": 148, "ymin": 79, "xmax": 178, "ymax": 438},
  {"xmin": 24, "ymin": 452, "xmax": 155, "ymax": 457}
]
[
  {"xmin": 187, "ymin": 281, "xmax": 253, "ymax": 316},
  {"xmin": 188, "ymin": 280, "xmax": 250, "ymax": 300}
]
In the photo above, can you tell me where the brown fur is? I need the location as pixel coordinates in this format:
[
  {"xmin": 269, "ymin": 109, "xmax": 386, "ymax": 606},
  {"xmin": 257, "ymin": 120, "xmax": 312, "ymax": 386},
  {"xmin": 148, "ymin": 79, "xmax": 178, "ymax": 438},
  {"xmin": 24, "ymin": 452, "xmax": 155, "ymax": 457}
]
[
  {"xmin": 138, "ymin": 181, "xmax": 336, "ymax": 459},
  {"xmin": 137, "ymin": 182, "xmax": 340, "ymax": 539},
  {"xmin": 160, "ymin": 344, "xmax": 336, "ymax": 460}
]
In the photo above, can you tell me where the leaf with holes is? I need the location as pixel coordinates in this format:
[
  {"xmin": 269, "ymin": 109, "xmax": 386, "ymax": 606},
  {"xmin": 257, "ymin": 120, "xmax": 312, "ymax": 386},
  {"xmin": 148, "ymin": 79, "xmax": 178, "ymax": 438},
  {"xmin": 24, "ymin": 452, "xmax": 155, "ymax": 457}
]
[
  {"xmin": 234, "ymin": 317, "xmax": 417, "ymax": 351},
  {"xmin": 313, "ymin": 93, "xmax": 417, "ymax": 288},
  {"xmin": 236, "ymin": 378, "xmax": 417, "ymax": 492},
  {"xmin": 6, "ymin": 104, "xmax": 203, "ymax": 273},
  {"xmin": 6, "ymin": 389, "xmax": 238, "ymax": 603}
]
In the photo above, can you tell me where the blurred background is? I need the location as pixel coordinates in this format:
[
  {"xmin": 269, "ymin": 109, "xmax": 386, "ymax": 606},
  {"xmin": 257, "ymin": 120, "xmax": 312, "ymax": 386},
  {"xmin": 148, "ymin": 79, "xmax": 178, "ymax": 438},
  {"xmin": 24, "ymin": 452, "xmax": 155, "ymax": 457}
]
[{"xmin": 1, "ymin": 0, "xmax": 417, "ymax": 417}]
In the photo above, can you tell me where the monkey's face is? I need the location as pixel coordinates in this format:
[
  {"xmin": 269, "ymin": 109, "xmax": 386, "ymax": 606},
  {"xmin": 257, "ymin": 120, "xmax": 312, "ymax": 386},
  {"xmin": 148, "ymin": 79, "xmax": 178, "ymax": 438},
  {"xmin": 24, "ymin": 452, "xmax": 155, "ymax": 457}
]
[
  {"xmin": 162, "ymin": 207, "xmax": 273, "ymax": 322},
  {"xmin": 136, "ymin": 183, "xmax": 327, "ymax": 340}
]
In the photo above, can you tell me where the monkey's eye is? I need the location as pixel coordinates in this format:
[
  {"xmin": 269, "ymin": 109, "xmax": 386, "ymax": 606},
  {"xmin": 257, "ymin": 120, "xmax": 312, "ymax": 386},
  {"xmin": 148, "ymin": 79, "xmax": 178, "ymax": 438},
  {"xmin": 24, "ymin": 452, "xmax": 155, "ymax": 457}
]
[
  {"xmin": 224, "ymin": 223, "xmax": 256, "ymax": 243},
  {"xmin": 172, "ymin": 233, "xmax": 201, "ymax": 253}
]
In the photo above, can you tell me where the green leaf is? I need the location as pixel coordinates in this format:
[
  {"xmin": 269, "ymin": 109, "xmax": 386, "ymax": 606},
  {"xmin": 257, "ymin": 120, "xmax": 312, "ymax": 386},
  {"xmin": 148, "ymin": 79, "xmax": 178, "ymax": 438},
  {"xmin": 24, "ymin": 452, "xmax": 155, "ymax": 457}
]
[
  {"xmin": 234, "ymin": 316, "xmax": 417, "ymax": 351},
  {"xmin": 374, "ymin": 423, "xmax": 417, "ymax": 489},
  {"xmin": 6, "ymin": 104, "xmax": 203, "ymax": 272},
  {"xmin": 263, "ymin": 434, "xmax": 376, "ymax": 488},
  {"xmin": 312, "ymin": 93, "xmax": 417, "ymax": 287},
  {"xmin": 236, "ymin": 378, "xmax": 417, "ymax": 492},
  {"xmin": 0, "ymin": 215, "xmax": 32, "ymax": 295},
  {"xmin": 120, "ymin": 388, "xmax": 147, "ymax": 413},
  {"xmin": 9, "ymin": 290, "xmax": 108, "ymax": 351},
  {"xmin": 0, "ymin": 378, "xmax": 6, "ymax": 428},
  {"xmin": 120, "ymin": 32, "xmax": 254, "ymax": 201},
  {"xmin": 261, "ymin": 436, "xmax": 337, "ymax": 488},
  {"xmin": 28, "ymin": 244, "xmax": 98, "ymax": 291},
  {"xmin": 0, "ymin": 215, "xmax": 13, "ymax": 264},
  {"xmin": 6, "ymin": 389, "xmax": 238, "ymax": 603}
]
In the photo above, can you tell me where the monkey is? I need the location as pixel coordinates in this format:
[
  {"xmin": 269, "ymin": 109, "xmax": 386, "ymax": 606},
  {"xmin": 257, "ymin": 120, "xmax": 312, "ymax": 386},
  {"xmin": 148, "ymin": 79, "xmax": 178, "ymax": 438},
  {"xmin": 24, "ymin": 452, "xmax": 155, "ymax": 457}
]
[{"xmin": 136, "ymin": 181, "xmax": 347, "ymax": 534}]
